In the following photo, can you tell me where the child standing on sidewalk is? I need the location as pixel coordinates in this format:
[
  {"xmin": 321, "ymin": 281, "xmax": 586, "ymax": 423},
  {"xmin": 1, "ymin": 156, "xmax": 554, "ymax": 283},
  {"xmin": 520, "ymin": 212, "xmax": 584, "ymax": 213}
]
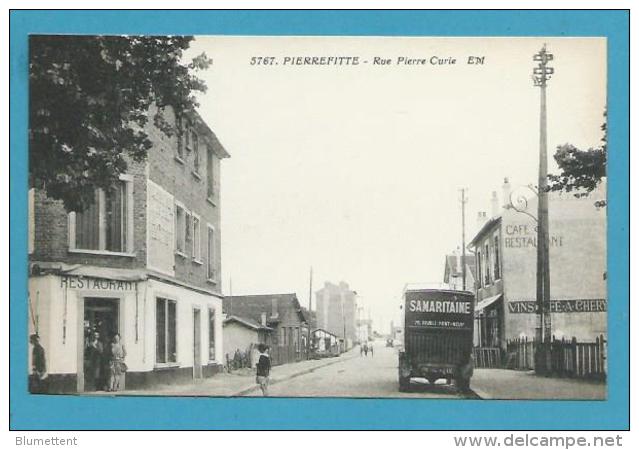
[{"xmin": 255, "ymin": 344, "xmax": 271, "ymax": 396}]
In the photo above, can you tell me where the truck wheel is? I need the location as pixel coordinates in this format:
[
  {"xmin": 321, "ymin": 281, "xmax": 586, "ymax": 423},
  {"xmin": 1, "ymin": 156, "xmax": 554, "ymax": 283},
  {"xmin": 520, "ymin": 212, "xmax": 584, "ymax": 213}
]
[{"xmin": 399, "ymin": 376, "xmax": 411, "ymax": 392}]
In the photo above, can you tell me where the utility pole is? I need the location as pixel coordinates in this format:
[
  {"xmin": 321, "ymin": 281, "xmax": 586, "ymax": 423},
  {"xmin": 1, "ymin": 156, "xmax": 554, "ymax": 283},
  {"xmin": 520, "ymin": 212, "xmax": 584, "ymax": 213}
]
[
  {"xmin": 533, "ymin": 44, "xmax": 554, "ymax": 367},
  {"xmin": 341, "ymin": 292, "xmax": 347, "ymax": 350},
  {"xmin": 460, "ymin": 188, "xmax": 468, "ymax": 291},
  {"xmin": 228, "ymin": 276, "xmax": 233, "ymax": 315},
  {"xmin": 307, "ymin": 266, "xmax": 313, "ymax": 359}
]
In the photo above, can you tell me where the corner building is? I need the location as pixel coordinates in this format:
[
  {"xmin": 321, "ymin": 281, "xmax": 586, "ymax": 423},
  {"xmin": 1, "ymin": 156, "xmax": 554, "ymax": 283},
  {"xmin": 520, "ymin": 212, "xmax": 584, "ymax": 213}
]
[
  {"xmin": 28, "ymin": 105, "xmax": 230, "ymax": 392},
  {"xmin": 469, "ymin": 180, "xmax": 607, "ymax": 351}
]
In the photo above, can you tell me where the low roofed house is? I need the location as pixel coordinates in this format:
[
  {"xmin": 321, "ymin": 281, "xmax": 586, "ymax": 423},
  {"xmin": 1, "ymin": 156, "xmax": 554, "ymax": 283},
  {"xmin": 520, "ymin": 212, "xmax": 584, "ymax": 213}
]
[
  {"xmin": 222, "ymin": 315, "xmax": 272, "ymax": 369},
  {"xmin": 223, "ymin": 293, "xmax": 308, "ymax": 365},
  {"xmin": 311, "ymin": 328, "xmax": 341, "ymax": 355}
]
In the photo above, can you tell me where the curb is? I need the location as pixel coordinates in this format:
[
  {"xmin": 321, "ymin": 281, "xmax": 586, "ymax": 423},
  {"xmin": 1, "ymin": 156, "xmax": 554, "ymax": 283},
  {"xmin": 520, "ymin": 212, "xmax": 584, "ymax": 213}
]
[
  {"xmin": 469, "ymin": 386, "xmax": 492, "ymax": 399},
  {"xmin": 232, "ymin": 353, "xmax": 360, "ymax": 396}
]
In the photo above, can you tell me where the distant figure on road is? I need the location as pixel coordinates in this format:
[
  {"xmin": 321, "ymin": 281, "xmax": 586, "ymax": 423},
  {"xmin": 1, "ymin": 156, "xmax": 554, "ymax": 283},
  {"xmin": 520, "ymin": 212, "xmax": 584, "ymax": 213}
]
[
  {"xmin": 363, "ymin": 343, "xmax": 369, "ymax": 357},
  {"xmin": 369, "ymin": 343, "xmax": 374, "ymax": 357},
  {"xmin": 360, "ymin": 344, "xmax": 364, "ymax": 356},
  {"xmin": 255, "ymin": 344, "xmax": 271, "ymax": 396}
]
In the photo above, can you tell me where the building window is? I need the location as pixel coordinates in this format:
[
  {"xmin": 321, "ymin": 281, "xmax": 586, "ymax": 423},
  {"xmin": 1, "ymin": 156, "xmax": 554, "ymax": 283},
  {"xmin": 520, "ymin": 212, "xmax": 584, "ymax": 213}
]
[
  {"xmin": 184, "ymin": 123, "xmax": 190, "ymax": 151},
  {"xmin": 104, "ymin": 182, "xmax": 128, "ymax": 252},
  {"xmin": 193, "ymin": 133, "xmax": 200, "ymax": 174},
  {"xmin": 70, "ymin": 178, "xmax": 133, "ymax": 254},
  {"xmin": 175, "ymin": 203, "xmax": 188, "ymax": 255},
  {"xmin": 156, "ymin": 297, "xmax": 177, "ymax": 364},
  {"xmin": 207, "ymin": 146, "xmax": 215, "ymax": 200},
  {"xmin": 477, "ymin": 250, "xmax": 483, "ymax": 288},
  {"xmin": 484, "ymin": 242, "xmax": 491, "ymax": 286},
  {"xmin": 208, "ymin": 308, "xmax": 216, "ymax": 361},
  {"xmin": 185, "ymin": 211, "xmax": 192, "ymax": 246},
  {"xmin": 280, "ymin": 327, "xmax": 286, "ymax": 346},
  {"xmin": 176, "ymin": 117, "xmax": 186, "ymax": 161},
  {"xmin": 207, "ymin": 224, "xmax": 216, "ymax": 282},
  {"xmin": 493, "ymin": 234, "xmax": 501, "ymax": 280},
  {"xmin": 186, "ymin": 127, "xmax": 196, "ymax": 152},
  {"xmin": 192, "ymin": 214, "xmax": 202, "ymax": 262}
]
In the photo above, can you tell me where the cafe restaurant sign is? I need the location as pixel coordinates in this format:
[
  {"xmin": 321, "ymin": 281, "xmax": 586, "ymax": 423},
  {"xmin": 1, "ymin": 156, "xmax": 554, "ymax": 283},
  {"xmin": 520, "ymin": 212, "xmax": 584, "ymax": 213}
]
[{"xmin": 508, "ymin": 299, "xmax": 606, "ymax": 314}]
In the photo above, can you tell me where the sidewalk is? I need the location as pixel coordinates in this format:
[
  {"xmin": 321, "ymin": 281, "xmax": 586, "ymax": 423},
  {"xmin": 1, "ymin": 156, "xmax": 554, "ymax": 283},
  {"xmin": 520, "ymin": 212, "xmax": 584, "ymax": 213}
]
[
  {"xmin": 99, "ymin": 349, "xmax": 359, "ymax": 397},
  {"xmin": 471, "ymin": 368, "xmax": 606, "ymax": 400}
]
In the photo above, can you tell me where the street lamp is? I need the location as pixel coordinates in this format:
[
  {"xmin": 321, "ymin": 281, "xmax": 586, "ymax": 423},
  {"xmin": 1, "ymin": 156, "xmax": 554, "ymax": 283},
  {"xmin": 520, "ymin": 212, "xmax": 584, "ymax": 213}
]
[{"xmin": 533, "ymin": 45, "xmax": 553, "ymax": 370}]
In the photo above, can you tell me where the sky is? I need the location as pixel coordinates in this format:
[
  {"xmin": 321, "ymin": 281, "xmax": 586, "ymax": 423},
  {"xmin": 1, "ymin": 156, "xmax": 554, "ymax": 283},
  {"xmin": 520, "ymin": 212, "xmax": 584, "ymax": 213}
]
[{"xmin": 184, "ymin": 37, "xmax": 606, "ymax": 333}]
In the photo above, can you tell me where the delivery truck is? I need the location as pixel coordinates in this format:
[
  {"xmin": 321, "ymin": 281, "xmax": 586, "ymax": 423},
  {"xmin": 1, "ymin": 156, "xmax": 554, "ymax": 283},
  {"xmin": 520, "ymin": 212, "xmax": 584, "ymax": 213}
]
[{"xmin": 398, "ymin": 287, "xmax": 475, "ymax": 392}]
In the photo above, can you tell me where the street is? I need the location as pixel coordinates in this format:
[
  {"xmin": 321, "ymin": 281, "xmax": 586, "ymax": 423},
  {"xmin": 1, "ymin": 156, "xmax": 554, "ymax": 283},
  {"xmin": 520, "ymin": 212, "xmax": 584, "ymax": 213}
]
[
  {"xmin": 244, "ymin": 344, "xmax": 476, "ymax": 399},
  {"xmin": 100, "ymin": 343, "xmax": 604, "ymax": 399}
]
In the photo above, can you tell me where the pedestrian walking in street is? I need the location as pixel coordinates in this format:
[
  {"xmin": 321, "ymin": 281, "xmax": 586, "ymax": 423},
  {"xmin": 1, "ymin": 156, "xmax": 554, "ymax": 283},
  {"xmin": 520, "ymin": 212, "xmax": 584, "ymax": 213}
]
[
  {"xmin": 363, "ymin": 343, "xmax": 369, "ymax": 357},
  {"xmin": 255, "ymin": 343, "xmax": 271, "ymax": 397},
  {"xmin": 29, "ymin": 334, "xmax": 48, "ymax": 393},
  {"xmin": 107, "ymin": 333, "xmax": 127, "ymax": 392},
  {"xmin": 360, "ymin": 343, "xmax": 364, "ymax": 356},
  {"xmin": 369, "ymin": 343, "xmax": 374, "ymax": 357}
]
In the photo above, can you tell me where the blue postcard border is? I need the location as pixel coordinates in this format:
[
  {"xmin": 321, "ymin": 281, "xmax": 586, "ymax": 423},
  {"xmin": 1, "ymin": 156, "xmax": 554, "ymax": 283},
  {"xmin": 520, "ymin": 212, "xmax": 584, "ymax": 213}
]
[{"xmin": 9, "ymin": 10, "xmax": 629, "ymax": 430}]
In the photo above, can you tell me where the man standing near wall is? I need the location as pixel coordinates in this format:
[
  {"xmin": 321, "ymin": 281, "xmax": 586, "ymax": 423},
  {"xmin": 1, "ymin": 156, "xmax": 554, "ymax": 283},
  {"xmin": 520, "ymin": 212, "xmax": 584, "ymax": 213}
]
[{"xmin": 29, "ymin": 334, "xmax": 47, "ymax": 393}]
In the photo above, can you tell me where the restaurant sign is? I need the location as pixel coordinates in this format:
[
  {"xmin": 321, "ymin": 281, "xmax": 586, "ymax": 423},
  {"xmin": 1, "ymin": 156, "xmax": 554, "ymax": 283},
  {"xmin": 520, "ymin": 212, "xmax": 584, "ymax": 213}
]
[{"xmin": 60, "ymin": 275, "xmax": 135, "ymax": 291}]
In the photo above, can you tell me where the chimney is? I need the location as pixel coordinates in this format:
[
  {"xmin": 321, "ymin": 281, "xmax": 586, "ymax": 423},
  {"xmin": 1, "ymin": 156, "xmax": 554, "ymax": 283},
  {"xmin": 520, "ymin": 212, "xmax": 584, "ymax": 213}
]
[
  {"xmin": 261, "ymin": 312, "xmax": 267, "ymax": 326},
  {"xmin": 502, "ymin": 177, "xmax": 511, "ymax": 208},
  {"xmin": 476, "ymin": 211, "xmax": 487, "ymax": 229},
  {"xmin": 491, "ymin": 191, "xmax": 499, "ymax": 217}
]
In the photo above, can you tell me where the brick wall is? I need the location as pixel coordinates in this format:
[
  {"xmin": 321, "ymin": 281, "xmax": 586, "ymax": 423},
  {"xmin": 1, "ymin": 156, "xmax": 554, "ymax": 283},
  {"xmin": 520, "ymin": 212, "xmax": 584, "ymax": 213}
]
[{"xmin": 146, "ymin": 105, "xmax": 225, "ymax": 295}]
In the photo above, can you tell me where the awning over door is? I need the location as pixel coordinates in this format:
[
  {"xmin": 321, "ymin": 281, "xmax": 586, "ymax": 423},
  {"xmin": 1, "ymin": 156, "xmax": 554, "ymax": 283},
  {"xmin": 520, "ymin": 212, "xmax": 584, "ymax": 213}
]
[
  {"xmin": 31, "ymin": 261, "xmax": 147, "ymax": 281},
  {"xmin": 476, "ymin": 294, "xmax": 503, "ymax": 312}
]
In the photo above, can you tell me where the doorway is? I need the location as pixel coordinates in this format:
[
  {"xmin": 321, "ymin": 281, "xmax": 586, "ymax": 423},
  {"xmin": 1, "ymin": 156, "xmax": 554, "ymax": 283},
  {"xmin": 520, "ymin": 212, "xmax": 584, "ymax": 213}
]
[
  {"xmin": 193, "ymin": 308, "xmax": 202, "ymax": 379},
  {"xmin": 83, "ymin": 297, "xmax": 119, "ymax": 391}
]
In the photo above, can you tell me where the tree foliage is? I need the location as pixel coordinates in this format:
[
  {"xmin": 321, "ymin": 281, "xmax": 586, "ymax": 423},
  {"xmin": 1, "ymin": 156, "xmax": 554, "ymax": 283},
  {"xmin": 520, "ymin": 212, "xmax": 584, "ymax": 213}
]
[
  {"xmin": 548, "ymin": 111, "xmax": 607, "ymax": 207},
  {"xmin": 29, "ymin": 35, "xmax": 211, "ymax": 211}
]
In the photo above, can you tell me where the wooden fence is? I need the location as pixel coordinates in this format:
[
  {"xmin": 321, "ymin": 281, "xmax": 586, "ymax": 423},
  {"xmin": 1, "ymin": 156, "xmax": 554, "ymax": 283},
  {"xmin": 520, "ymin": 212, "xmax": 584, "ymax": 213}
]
[
  {"xmin": 505, "ymin": 337, "xmax": 535, "ymax": 370},
  {"xmin": 269, "ymin": 345, "xmax": 308, "ymax": 366},
  {"xmin": 506, "ymin": 335, "xmax": 607, "ymax": 380}
]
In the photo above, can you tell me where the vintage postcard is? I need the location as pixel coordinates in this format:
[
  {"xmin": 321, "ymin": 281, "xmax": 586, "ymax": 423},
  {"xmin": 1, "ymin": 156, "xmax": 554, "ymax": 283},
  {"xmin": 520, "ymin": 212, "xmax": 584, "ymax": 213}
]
[
  {"xmin": 10, "ymin": 9, "xmax": 629, "ymax": 431},
  {"xmin": 26, "ymin": 35, "xmax": 608, "ymax": 399}
]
